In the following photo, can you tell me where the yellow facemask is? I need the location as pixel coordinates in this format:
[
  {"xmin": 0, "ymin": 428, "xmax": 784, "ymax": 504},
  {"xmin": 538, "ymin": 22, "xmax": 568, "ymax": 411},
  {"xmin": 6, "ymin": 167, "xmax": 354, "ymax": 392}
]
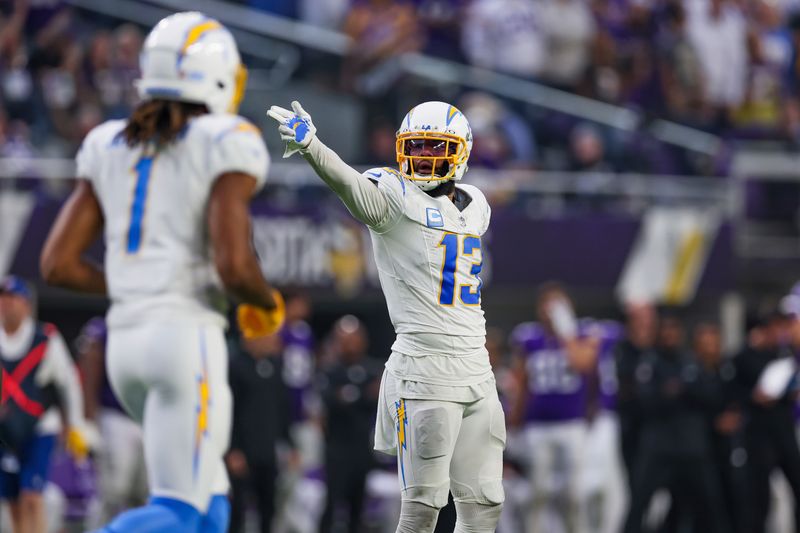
[{"xmin": 395, "ymin": 131, "xmax": 468, "ymax": 182}]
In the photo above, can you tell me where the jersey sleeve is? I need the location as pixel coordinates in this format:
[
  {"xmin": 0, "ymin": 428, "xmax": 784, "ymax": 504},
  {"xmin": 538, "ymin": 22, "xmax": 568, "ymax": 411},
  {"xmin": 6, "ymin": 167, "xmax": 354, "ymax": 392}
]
[
  {"xmin": 300, "ymin": 136, "xmax": 405, "ymax": 231},
  {"xmin": 363, "ymin": 167, "xmax": 407, "ymax": 234},
  {"xmin": 510, "ymin": 322, "xmax": 541, "ymax": 353},
  {"xmin": 482, "ymin": 196, "xmax": 491, "ymax": 236},
  {"xmin": 75, "ymin": 120, "xmax": 122, "ymax": 185},
  {"xmin": 207, "ymin": 119, "xmax": 271, "ymax": 191},
  {"xmin": 75, "ymin": 132, "xmax": 98, "ymax": 181},
  {"xmin": 599, "ymin": 320, "xmax": 624, "ymax": 342},
  {"xmin": 599, "ymin": 321, "xmax": 624, "ymax": 352},
  {"xmin": 577, "ymin": 318, "xmax": 598, "ymax": 340}
]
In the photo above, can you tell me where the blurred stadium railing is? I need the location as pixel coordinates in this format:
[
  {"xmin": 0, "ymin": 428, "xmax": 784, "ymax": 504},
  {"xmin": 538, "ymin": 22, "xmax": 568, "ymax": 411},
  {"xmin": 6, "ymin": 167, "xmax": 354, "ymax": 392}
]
[
  {"xmin": 0, "ymin": 159, "xmax": 746, "ymax": 354},
  {"xmin": 0, "ymin": 160, "xmax": 734, "ymax": 290}
]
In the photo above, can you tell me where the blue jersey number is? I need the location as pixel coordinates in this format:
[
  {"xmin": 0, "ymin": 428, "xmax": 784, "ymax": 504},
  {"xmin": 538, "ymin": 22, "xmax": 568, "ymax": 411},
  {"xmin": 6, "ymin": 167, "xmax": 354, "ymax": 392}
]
[
  {"xmin": 438, "ymin": 233, "xmax": 483, "ymax": 306},
  {"xmin": 127, "ymin": 156, "xmax": 154, "ymax": 254}
]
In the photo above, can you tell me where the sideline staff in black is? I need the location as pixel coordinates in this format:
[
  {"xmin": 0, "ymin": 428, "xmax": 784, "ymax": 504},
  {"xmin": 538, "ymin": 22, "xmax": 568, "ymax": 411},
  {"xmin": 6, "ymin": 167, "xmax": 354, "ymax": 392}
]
[
  {"xmin": 622, "ymin": 314, "xmax": 729, "ymax": 533},
  {"xmin": 736, "ymin": 296, "xmax": 800, "ymax": 533},
  {"xmin": 227, "ymin": 332, "xmax": 296, "ymax": 533}
]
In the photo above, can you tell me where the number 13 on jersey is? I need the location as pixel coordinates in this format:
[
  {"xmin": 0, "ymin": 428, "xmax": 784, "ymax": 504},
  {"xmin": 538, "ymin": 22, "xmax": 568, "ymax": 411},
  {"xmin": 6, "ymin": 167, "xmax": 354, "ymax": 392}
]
[{"xmin": 438, "ymin": 233, "xmax": 483, "ymax": 306}]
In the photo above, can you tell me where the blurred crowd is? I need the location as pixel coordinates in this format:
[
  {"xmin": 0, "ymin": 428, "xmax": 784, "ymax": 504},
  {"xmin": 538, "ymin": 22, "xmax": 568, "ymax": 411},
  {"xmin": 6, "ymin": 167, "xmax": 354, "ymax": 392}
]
[
  {"xmin": 5, "ymin": 274, "xmax": 800, "ymax": 532},
  {"xmin": 299, "ymin": 0, "xmax": 800, "ymax": 139},
  {"xmin": 0, "ymin": 0, "xmax": 141, "ymax": 159},
  {"xmin": 239, "ymin": 0, "xmax": 800, "ymax": 174},
  {"xmin": 6, "ymin": 0, "xmax": 800, "ymax": 177}
]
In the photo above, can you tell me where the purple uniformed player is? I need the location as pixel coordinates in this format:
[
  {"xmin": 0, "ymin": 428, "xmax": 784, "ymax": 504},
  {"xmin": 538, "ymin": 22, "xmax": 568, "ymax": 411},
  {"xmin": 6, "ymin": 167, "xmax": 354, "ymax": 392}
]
[
  {"xmin": 76, "ymin": 317, "xmax": 147, "ymax": 526},
  {"xmin": 509, "ymin": 282, "xmax": 601, "ymax": 533},
  {"xmin": 275, "ymin": 292, "xmax": 326, "ymax": 532},
  {"xmin": 279, "ymin": 292, "xmax": 315, "ymax": 426},
  {"xmin": 583, "ymin": 319, "xmax": 627, "ymax": 533}
]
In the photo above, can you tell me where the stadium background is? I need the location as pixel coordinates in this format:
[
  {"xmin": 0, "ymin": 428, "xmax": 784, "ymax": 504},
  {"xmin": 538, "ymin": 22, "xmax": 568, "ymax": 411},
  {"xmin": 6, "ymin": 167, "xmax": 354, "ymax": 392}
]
[{"xmin": 2, "ymin": 0, "xmax": 800, "ymax": 531}]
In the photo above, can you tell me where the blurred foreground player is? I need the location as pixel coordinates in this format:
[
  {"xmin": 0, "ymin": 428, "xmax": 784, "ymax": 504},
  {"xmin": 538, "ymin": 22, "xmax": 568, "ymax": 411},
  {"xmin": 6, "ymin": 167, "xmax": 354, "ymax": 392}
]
[
  {"xmin": 0, "ymin": 276, "xmax": 89, "ymax": 533},
  {"xmin": 76, "ymin": 317, "xmax": 147, "ymax": 526},
  {"xmin": 268, "ymin": 101, "xmax": 505, "ymax": 533},
  {"xmin": 40, "ymin": 12, "xmax": 283, "ymax": 533}
]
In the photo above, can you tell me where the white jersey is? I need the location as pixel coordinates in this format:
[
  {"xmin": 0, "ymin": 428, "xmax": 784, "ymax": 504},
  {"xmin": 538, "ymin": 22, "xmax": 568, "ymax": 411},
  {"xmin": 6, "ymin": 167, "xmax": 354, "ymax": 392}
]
[
  {"xmin": 364, "ymin": 167, "xmax": 493, "ymax": 390},
  {"xmin": 298, "ymin": 137, "xmax": 494, "ymax": 395},
  {"xmin": 76, "ymin": 114, "xmax": 270, "ymax": 328}
]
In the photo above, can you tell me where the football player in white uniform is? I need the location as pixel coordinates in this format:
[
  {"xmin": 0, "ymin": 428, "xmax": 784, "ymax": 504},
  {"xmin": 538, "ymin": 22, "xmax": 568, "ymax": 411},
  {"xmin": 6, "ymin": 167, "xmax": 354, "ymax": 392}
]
[
  {"xmin": 267, "ymin": 101, "xmax": 505, "ymax": 533},
  {"xmin": 40, "ymin": 12, "xmax": 284, "ymax": 533}
]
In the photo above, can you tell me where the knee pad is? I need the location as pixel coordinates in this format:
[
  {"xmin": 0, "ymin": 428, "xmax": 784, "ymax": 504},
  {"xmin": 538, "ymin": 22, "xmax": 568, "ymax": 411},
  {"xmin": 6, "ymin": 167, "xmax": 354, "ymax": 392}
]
[
  {"xmin": 395, "ymin": 500, "xmax": 440, "ymax": 533},
  {"xmin": 199, "ymin": 495, "xmax": 230, "ymax": 533},
  {"xmin": 94, "ymin": 498, "xmax": 201, "ymax": 533},
  {"xmin": 453, "ymin": 501, "xmax": 503, "ymax": 533},
  {"xmin": 404, "ymin": 481, "xmax": 451, "ymax": 510},
  {"xmin": 451, "ymin": 478, "xmax": 504, "ymax": 505}
]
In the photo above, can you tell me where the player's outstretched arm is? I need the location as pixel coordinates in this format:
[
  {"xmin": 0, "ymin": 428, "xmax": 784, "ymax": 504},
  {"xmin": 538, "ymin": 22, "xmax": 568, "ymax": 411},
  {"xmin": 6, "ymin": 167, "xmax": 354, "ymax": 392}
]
[
  {"xmin": 267, "ymin": 101, "xmax": 394, "ymax": 229},
  {"xmin": 40, "ymin": 180, "xmax": 107, "ymax": 294},
  {"xmin": 208, "ymin": 171, "xmax": 285, "ymax": 337}
]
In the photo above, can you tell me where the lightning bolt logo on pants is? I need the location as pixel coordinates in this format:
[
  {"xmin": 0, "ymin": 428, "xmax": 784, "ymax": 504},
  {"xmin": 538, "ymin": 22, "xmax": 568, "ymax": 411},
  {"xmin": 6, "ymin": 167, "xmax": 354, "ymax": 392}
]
[
  {"xmin": 396, "ymin": 399, "xmax": 408, "ymax": 489},
  {"xmin": 193, "ymin": 330, "xmax": 211, "ymax": 482}
]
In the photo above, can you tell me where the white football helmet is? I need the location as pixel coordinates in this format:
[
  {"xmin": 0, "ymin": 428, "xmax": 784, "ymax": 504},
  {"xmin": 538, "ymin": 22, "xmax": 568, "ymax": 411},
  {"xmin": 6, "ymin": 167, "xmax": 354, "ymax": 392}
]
[
  {"xmin": 396, "ymin": 101, "xmax": 473, "ymax": 191},
  {"xmin": 136, "ymin": 12, "xmax": 247, "ymax": 114}
]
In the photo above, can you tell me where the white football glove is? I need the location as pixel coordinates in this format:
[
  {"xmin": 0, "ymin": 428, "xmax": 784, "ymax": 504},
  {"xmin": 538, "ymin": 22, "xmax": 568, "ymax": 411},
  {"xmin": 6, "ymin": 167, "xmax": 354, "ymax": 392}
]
[
  {"xmin": 548, "ymin": 297, "xmax": 578, "ymax": 340},
  {"xmin": 267, "ymin": 100, "xmax": 317, "ymax": 158}
]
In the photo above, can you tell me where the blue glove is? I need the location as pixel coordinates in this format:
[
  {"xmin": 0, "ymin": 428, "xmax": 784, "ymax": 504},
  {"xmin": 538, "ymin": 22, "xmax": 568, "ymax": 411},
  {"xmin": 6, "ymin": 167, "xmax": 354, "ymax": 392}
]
[{"xmin": 266, "ymin": 100, "xmax": 317, "ymax": 158}]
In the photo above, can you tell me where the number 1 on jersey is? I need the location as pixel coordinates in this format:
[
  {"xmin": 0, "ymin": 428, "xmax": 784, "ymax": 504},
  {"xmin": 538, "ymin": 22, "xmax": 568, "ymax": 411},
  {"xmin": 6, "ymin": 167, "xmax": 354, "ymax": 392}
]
[
  {"xmin": 127, "ymin": 156, "xmax": 154, "ymax": 254},
  {"xmin": 439, "ymin": 233, "xmax": 459, "ymax": 305},
  {"xmin": 438, "ymin": 233, "xmax": 483, "ymax": 306}
]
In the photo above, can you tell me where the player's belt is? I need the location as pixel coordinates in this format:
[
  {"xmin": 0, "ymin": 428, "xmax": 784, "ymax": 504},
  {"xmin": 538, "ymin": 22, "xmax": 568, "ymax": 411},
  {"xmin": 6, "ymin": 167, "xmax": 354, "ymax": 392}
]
[{"xmin": 1, "ymin": 340, "xmax": 48, "ymax": 418}]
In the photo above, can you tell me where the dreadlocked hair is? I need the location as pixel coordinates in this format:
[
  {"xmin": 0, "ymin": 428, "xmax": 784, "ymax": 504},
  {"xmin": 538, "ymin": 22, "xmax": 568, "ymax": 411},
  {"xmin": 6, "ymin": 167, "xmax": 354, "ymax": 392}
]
[{"xmin": 122, "ymin": 100, "xmax": 208, "ymax": 147}]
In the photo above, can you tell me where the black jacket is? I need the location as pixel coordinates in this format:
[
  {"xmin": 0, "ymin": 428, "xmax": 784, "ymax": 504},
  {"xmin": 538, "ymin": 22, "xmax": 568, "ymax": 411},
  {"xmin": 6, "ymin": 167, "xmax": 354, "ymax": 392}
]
[
  {"xmin": 734, "ymin": 345, "xmax": 797, "ymax": 432},
  {"xmin": 228, "ymin": 341, "xmax": 294, "ymax": 466},
  {"xmin": 634, "ymin": 348, "xmax": 717, "ymax": 458},
  {"xmin": 616, "ymin": 340, "xmax": 656, "ymax": 441},
  {"xmin": 318, "ymin": 357, "xmax": 383, "ymax": 457}
]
